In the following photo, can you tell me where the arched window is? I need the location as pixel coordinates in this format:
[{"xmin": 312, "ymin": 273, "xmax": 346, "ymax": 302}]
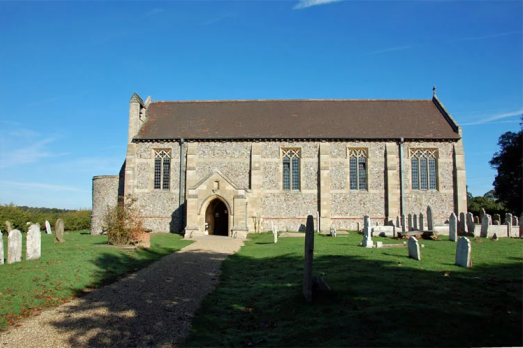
[
  {"xmin": 282, "ymin": 148, "xmax": 301, "ymax": 191},
  {"xmin": 154, "ymin": 149, "xmax": 171, "ymax": 190},
  {"xmin": 410, "ymin": 149, "xmax": 438, "ymax": 190},
  {"xmin": 349, "ymin": 149, "xmax": 367, "ymax": 190}
]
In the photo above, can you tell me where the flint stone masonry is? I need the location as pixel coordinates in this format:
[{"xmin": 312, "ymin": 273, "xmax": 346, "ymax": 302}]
[
  {"xmin": 26, "ymin": 224, "xmax": 41, "ymax": 261},
  {"xmin": 55, "ymin": 219, "xmax": 65, "ymax": 243},
  {"xmin": 408, "ymin": 236, "xmax": 421, "ymax": 260},
  {"xmin": 449, "ymin": 213, "xmax": 457, "ymax": 242},
  {"xmin": 361, "ymin": 215, "xmax": 373, "ymax": 248},
  {"xmin": 455, "ymin": 236, "xmax": 472, "ymax": 268},
  {"xmin": 45, "ymin": 220, "xmax": 52, "ymax": 235},
  {"xmin": 7, "ymin": 229, "xmax": 22, "ymax": 264}
]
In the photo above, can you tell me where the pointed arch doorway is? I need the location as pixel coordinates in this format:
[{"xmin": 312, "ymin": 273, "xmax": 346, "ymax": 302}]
[{"xmin": 205, "ymin": 198, "xmax": 229, "ymax": 236}]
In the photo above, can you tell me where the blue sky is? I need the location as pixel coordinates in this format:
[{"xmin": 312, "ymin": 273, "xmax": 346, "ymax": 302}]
[{"xmin": 0, "ymin": 0, "xmax": 521, "ymax": 209}]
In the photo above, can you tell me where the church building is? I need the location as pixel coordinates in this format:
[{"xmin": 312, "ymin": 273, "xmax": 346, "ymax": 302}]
[{"xmin": 91, "ymin": 90, "xmax": 467, "ymax": 238}]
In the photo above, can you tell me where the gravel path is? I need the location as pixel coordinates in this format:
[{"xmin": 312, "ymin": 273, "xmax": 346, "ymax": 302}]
[{"xmin": 0, "ymin": 236, "xmax": 244, "ymax": 347}]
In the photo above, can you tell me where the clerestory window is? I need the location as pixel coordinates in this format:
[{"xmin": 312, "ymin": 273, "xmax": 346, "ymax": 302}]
[
  {"xmin": 349, "ymin": 149, "xmax": 367, "ymax": 190},
  {"xmin": 410, "ymin": 149, "xmax": 438, "ymax": 190},
  {"xmin": 282, "ymin": 148, "xmax": 301, "ymax": 191},
  {"xmin": 154, "ymin": 149, "xmax": 171, "ymax": 190}
]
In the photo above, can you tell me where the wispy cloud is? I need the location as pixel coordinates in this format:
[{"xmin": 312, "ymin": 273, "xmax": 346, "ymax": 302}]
[
  {"xmin": 457, "ymin": 31, "xmax": 523, "ymax": 42},
  {"xmin": 461, "ymin": 109, "xmax": 523, "ymax": 126},
  {"xmin": 293, "ymin": 0, "xmax": 342, "ymax": 10},
  {"xmin": 0, "ymin": 135, "xmax": 67, "ymax": 168},
  {"xmin": 145, "ymin": 8, "xmax": 164, "ymax": 17},
  {"xmin": 199, "ymin": 14, "xmax": 231, "ymax": 26},
  {"xmin": 369, "ymin": 45, "xmax": 412, "ymax": 55},
  {"xmin": 0, "ymin": 180, "xmax": 86, "ymax": 193}
]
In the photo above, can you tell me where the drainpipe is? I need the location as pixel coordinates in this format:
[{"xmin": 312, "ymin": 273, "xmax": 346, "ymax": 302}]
[
  {"xmin": 399, "ymin": 138, "xmax": 405, "ymax": 217},
  {"xmin": 179, "ymin": 138, "xmax": 185, "ymax": 233}
]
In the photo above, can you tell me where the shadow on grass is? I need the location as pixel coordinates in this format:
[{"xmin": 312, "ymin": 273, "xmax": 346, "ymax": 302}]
[{"xmin": 47, "ymin": 243, "xmax": 522, "ymax": 347}]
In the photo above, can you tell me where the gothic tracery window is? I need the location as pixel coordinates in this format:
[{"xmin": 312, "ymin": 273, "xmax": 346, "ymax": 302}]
[
  {"xmin": 154, "ymin": 149, "xmax": 171, "ymax": 190},
  {"xmin": 349, "ymin": 149, "xmax": 367, "ymax": 190},
  {"xmin": 410, "ymin": 149, "xmax": 438, "ymax": 190},
  {"xmin": 282, "ymin": 148, "xmax": 301, "ymax": 191}
]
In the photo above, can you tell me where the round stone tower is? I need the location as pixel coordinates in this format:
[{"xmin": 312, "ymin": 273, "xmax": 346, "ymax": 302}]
[{"xmin": 91, "ymin": 175, "xmax": 119, "ymax": 235}]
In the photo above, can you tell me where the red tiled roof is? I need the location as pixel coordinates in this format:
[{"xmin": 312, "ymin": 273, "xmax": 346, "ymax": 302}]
[{"xmin": 135, "ymin": 98, "xmax": 460, "ymax": 140}]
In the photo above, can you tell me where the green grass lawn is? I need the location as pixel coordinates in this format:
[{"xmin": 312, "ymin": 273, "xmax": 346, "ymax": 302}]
[
  {"xmin": 0, "ymin": 230, "xmax": 192, "ymax": 328},
  {"xmin": 184, "ymin": 232, "xmax": 523, "ymax": 347}
]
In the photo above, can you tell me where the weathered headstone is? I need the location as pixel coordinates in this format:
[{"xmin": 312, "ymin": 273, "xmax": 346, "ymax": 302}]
[
  {"xmin": 506, "ymin": 213, "xmax": 513, "ymax": 237},
  {"xmin": 26, "ymin": 224, "xmax": 41, "ymax": 261},
  {"xmin": 493, "ymin": 214, "xmax": 501, "ymax": 225},
  {"xmin": 487, "ymin": 214, "xmax": 492, "ymax": 225},
  {"xmin": 7, "ymin": 229, "xmax": 22, "ymax": 264},
  {"xmin": 401, "ymin": 214, "xmax": 406, "ymax": 233},
  {"xmin": 361, "ymin": 215, "xmax": 373, "ymax": 248},
  {"xmin": 408, "ymin": 214, "xmax": 413, "ymax": 231},
  {"xmin": 474, "ymin": 216, "xmax": 479, "ymax": 224},
  {"xmin": 408, "ymin": 236, "xmax": 421, "ymax": 260},
  {"xmin": 413, "ymin": 214, "xmax": 418, "ymax": 231},
  {"xmin": 459, "ymin": 212, "xmax": 467, "ymax": 233},
  {"xmin": 466, "ymin": 212, "xmax": 475, "ymax": 236},
  {"xmin": 0, "ymin": 231, "xmax": 4, "ymax": 265},
  {"xmin": 479, "ymin": 208, "xmax": 486, "ymax": 223},
  {"xmin": 330, "ymin": 226, "xmax": 336, "ymax": 238},
  {"xmin": 396, "ymin": 216, "xmax": 401, "ymax": 228},
  {"xmin": 427, "ymin": 206, "xmax": 434, "ymax": 231},
  {"xmin": 449, "ymin": 212, "xmax": 457, "ymax": 242},
  {"xmin": 45, "ymin": 220, "xmax": 52, "ymax": 235},
  {"xmin": 55, "ymin": 219, "xmax": 65, "ymax": 243},
  {"xmin": 513, "ymin": 216, "xmax": 519, "ymax": 227},
  {"xmin": 493, "ymin": 220, "xmax": 500, "ymax": 225},
  {"xmin": 5, "ymin": 221, "xmax": 12, "ymax": 233},
  {"xmin": 455, "ymin": 236, "xmax": 472, "ymax": 268},
  {"xmin": 480, "ymin": 215, "xmax": 490, "ymax": 238},
  {"xmin": 303, "ymin": 215, "xmax": 315, "ymax": 302},
  {"xmin": 419, "ymin": 213, "xmax": 425, "ymax": 231}
]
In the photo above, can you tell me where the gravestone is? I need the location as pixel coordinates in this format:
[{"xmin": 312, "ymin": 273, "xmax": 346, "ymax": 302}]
[
  {"xmin": 26, "ymin": 224, "xmax": 41, "ymax": 261},
  {"xmin": 361, "ymin": 215, "xmax": 373, "ymax": 248},
  {"xmin": 493, "ymin": 214, "xmax": 501, "ymax": 225},
  {"xmin": 408, "ymin": 236, "xmax": 421, "ymax": 260},
  {"xmin": 492, "ymin": 233, "xmax": 498, "ymax": 241},
  {"xmin": 55, "ymin": 219, "xmax": 65, "ymax": 243},
  {"xmin": 413, "ymin": 214, "xmax": 418, "ymax": 231},
  {"xmin": 480, "ymin": 215, "xmax": 490, "ymax": 238},
  {"xmin": 303, "ymin": 215, "xmax": 315, "ymax": 302},
  {"xmin": 5, "ymin": 221, "xmax": 12, "ymax": 233},
  {"xmin": 45, "ymin": 220, "xmax": 52, "ymax": 235},
  {"xmin": 396, "ymin": 216, "xmax": 401, "ymax": 227},
  {"xmin": 459, "ymin": 212, "xmax": 467, "ymax": 233},
  {"xmin": 466, "ymin": 212, "xmax": 475, "ymax": 237},
  {"xmin": 408, "ymin": 214, "xmax": 413, "ymax": 231},
  {"xmin": 474, "ymin": 216, "xmax": 479, "ymax": 224},
  {"xmin": 493, "ymin": 220, "xmax": 500, "ymax": 225},
  {"xmin": 506, "ymin": 213, "xmax": 513, "ymax": 237},
  {"xmin": 401, "ymin": 214, "xmax": 406, "ymax": 233},
  {"xmin": 449, "ymin": 212, "xmax": 457, "ymax": 242},
  {"xmin": 0, "ymin": 231, "xmax": 3, "ymax": 265},
  {"xmin": 419, "ymin": 213, "xmax": 425, "ymax": 231},
  {"xmin": 455, "ymin": 237, "xmax": 472, "ymax": 268},
  {"xmin": 479, "ymin": 208, "xmax": 486, "ymax": 223},
  {"xmin": 356, "ymin": 222, "xmax": 360, "ymax": 232},
  {"xmin": 427, "ymin": 206, "xmax": 434, "ymax": 231},
  {"xmin": 513, "ymin": 216, "xmax": 519, "ymax": 227},
  {"xmin": 487, "ymin": 214, "xmax": 492, "ymax": 225},
  {"xmin": 330, "ymin": 226, "xmax": 336, "ymax": 238},
  {"xmin": 7, "ymin": 229, "xmax": 22, "ymax": 264}
]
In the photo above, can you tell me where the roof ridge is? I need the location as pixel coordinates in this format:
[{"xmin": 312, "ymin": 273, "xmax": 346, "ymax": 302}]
[{"xmin": 150, "ymin": 99, "xmax": 432, "ymax": 103}]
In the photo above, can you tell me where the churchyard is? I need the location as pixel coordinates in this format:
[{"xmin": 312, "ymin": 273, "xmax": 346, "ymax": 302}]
[
  {"xmin": 0, "ymin": 230, "xmax": 192, "ymax": 328},
  {"xmin": 184, "ymin": 231, "xmax": 522, "ymax": 347}
]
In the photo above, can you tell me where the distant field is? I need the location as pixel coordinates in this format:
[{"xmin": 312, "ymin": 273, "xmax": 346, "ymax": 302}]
[
  {"xmin": 184, "ymin": 232, "xmax": 523, "ymax": 347},
  {"xmin": 0, "ymin": 230, "xmax": 192, "ymax": 329}
]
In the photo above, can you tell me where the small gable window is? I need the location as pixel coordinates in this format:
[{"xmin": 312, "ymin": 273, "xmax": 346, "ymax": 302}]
[
  {"xmin": 349, "ymin": 148, "xmax": 367, "ymax": 190},
  {"xmin": 410, "ymin": 149, "xmax": 438, "ymax": 190},
  {"xmin": 154, "ymin": 149, "xmax": 171, "ymax": 190},
  {"xmin": 282, "ymin": 148, "xmax": 301, "ymax": 191}
]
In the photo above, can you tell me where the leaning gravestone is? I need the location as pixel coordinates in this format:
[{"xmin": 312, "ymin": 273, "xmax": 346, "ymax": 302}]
[
  {"xmin": 55, "ymin": 219, "xmax": 65, "ymax": 243},
  {"xmin": 427, "ymin": 206, "xmax": 434, "ymax": 231},
  {"xmin": 419, "ymin": 213, "xmax": 425, "ymax": 231},
  {"xmin": 479, "ymin": 208, "xmax": 486, "ymax": 223},
  {"xmin": 303, "ymin": 215, "xmax": 315, "ymax": 302},
  {"xmin": 480, "ymin": 215, "xmax": 490, "ymax": 238},
  {"xmin": 466, "ymin": 212, "xmax": 475, "ymax": 237},
  {"xmin": 408, "ymin": 236, "xmax": 421, "ymax": 260},
  {"xmin": 449, "ymin": 212, "xmax": 457, "ymax": 242},
  {"xmin": 7, "ymin": 229, "xmax": 22, "ymax": 264},
  {"xmin": 26, "ymin": 224, "xmax": 41, "ymax": 261},
  {"xmin": 0, "ymin": 231, "xmax": 4, "ymax": 265},
  {"xmin": 5, "ymin": 221, "xmax": 12, "ymax": 233},
  {"xmin": 45, "ymin": 220, "xmax": 52, "ymax": 235},
  {"xmin": 361, "ymin": 215, "xmax": 373, "ymax": 248},
  {"xmin": 455, "ymin": 236, "xmax": 472, "ymax": 268}
]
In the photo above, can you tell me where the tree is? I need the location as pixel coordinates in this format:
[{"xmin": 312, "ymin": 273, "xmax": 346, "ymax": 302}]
[{"xmin": 489, "ymin": 116, "xmax": 522, "ymax": 215}]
